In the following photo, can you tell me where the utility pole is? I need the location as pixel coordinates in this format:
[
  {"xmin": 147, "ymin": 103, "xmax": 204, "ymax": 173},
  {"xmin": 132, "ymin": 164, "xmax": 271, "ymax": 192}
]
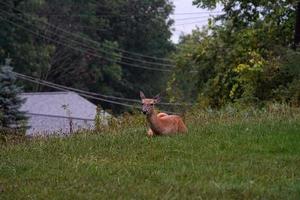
[{"xmin": 293, "ymin": 1, "xmax": 300, "ymax": 50}]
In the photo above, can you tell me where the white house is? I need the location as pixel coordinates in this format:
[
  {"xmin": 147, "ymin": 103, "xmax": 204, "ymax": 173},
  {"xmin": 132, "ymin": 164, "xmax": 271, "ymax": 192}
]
[{"xmin": 20, "ymin": 91, "xmax": 111, "ymax": 136}]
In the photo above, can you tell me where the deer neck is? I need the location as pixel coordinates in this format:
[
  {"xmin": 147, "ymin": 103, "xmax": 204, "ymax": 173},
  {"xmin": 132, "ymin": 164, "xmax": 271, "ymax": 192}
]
[{"xmin": 147, "ymin": 109, "xmax": 163, "ymax": 134}]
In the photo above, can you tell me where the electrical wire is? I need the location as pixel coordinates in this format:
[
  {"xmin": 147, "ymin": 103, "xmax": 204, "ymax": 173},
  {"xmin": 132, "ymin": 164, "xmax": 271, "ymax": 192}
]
[
  {"xmin": 25, "ymin": 112, "xmax": 95, "ymax": 121},
  {"xmin": 0, "ymin": 3, "xmax": 200, "ymax": 73},
  {"xmin": 174, "ymin": 19, "xmax": 211, "ymax": 26},
  {"xmin": 0, "ymin": 1, "xmax": 174, "ymax": 63},
  {"xmin": 171, "ymin": 11, "xmax": 224, "ymax": 15},
  {"xmin": 33, "ymin": 13, "xmax": 219, "ymax": 22},
  {"xmin": 15, "ymin": 73, "xmax": 141, "ymax": 109},
  {"xmin": 0, "ymin": 13, "xmax": 174, "ymax": 72},
  {"xmin": 14, "ymin": 72, "xmax": 193, "ymax": 106},
  {"xmin": 15, "ymin": 72, "xmax": 140, "ymax": 103},
  {"xmin": 32, "ymin": 11, "xmax": 224, "ymax": 17},
  {"xmin": 0, "ymin": 8, "xmax": 175, "ymax": 68},
  {"xmin": 16, "ymin": 74, "xmax": 181, "ymax": 114},
  {"xmin": 0, "ymin": 11, "xmax": 198, "ymax": 74},
  {"xmin": 172, "ymin": 15, "xmax": 217, "ymax": 21}
]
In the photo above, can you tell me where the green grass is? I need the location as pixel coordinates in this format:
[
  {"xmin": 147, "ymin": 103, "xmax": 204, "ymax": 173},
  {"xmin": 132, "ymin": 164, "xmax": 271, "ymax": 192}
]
[{"xmin": 1, "ymin": 115, "xmax": 300, "ymax": 199}]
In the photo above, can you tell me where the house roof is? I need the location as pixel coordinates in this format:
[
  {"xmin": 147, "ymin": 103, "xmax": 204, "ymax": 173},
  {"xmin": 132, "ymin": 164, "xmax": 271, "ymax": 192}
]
[{"xmin": 20, "ymin": 91, "xmax": 107, "ymax": 120}]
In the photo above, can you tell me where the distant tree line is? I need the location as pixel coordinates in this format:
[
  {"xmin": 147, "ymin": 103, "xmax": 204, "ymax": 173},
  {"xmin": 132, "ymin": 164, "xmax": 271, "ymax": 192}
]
[
  {"xmin": 0, "ymin": 0, "xmax": 175, "ymax": 113},
  {"xmin": 168, "ymin": 0, "xmax": 300, "ymax": 108},
  {"xmin": 1, "ymin": 0, "xmax": 299, "ymax": 114}
]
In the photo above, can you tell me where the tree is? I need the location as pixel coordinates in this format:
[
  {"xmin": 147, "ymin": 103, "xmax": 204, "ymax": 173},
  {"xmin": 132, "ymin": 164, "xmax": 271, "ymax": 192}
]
[
  {"xmin": 192, "ymin": 0, "xmax": 297, "ymax": 46},
  {"xmin": 168, "ymin": 0, "xmax": 300, "ymax": 108},
  {"xmin": 0, "ymin": 58, "xmax": 27, "ymax": 129},
  {"xmin": 0, "ymin": 0, "xmax": 55, "ymax": 93},
  {"xmin": 99, "ymin": 0, "xmax": 175, "ymax": 97},
  {"xmin": 0, "ymin": 0, "xmax": 175, "ymax": 113}
]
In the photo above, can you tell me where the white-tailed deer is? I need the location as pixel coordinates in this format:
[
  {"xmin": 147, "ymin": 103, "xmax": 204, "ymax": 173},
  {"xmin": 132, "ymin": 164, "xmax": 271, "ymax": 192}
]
[{"xmin": 140, "ymin": 91, "xmax": 188, "ymax": 136}]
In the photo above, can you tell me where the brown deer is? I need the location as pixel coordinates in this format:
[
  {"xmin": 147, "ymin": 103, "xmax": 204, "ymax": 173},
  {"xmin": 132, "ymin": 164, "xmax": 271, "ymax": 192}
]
[{"xmin": 140, "ymin": 91, "xmax": 188, "ymax": 136}]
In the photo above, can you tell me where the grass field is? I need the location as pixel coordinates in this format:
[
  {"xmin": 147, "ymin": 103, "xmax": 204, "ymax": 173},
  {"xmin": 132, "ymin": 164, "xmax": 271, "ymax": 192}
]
[{"xmin": 1, "ymin": 107, "xmax": 300, "ymax": 199}]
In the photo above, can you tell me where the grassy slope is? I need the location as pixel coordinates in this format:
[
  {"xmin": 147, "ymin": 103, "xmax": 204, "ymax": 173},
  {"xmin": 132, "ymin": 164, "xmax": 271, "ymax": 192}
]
[{"xmin": 0, "ymin": 118, "xmax": 300, "ymax": 199}]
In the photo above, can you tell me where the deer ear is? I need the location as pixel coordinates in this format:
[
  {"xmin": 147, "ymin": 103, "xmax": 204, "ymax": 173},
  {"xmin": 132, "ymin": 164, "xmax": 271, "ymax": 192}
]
[
  {"xmin": 154, "ymin": 94, "xmax": 161, "ymax": 103},
  {"xmin": 140, "ymin": 91, "xmax": 146, "ymax": 99}
]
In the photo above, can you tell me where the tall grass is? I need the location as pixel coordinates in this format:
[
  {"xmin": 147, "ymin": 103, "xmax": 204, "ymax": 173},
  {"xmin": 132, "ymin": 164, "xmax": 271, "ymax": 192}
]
[{"xmin": 0, "ymin": 105, "xmax": 300, "ymax": 199}]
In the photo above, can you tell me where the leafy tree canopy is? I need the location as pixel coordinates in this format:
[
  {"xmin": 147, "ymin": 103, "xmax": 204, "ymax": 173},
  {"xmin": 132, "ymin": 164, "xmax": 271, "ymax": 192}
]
[
  {"xmin": 0, "ymin": 0, "xmax": 175, "ymax": 113},
  {"xmin": 168, "ymin": 0, "xmax": 300, "ymax": 108}
]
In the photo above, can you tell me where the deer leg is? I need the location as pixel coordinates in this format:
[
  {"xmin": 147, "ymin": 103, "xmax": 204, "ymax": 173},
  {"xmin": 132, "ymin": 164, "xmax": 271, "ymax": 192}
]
[{"xmin": 147, "ymin": 128, "xmax": 154, "ymax": 137}]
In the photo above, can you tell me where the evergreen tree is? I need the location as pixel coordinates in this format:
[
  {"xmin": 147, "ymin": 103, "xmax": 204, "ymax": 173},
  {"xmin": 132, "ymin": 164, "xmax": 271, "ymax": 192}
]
[{"xmin": 0, "ymin": 58, "xmax": 27, "ymax": 129}]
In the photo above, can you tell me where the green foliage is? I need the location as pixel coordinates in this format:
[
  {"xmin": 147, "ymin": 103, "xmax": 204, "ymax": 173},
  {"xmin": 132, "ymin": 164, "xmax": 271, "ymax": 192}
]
[
  {"xmin": 168, "ymin": 0, "xmax": 300, "ymax": 108},
  {"xmin": 0, "ymin": 0, "xmax": 55, "ymax": 92},
  {"xmin": 0, "ymin": 0, "xmax": 174, "ymax": 113},
  {"xmin": 0, "ymin": 59, "xmax": 27, "ymax": 130}
]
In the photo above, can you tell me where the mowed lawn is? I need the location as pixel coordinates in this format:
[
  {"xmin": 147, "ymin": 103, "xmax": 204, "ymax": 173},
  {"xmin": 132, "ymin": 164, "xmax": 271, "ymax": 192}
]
[{"xmin": 0, "ymin": 118, "xmax": 300, "ymax": 199}]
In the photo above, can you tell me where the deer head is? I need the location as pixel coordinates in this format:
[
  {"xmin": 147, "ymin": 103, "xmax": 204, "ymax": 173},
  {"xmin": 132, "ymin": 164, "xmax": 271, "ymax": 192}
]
[{"xmin": 140, "ymin": 91, "xmax": 161, "ymax": 115}]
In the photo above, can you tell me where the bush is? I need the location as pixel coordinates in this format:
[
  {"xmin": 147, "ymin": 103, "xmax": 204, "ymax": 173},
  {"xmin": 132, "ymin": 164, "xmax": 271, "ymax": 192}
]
[{"xmin": 167, "ymin": 13, "xmax": 300, "ymax": 109}]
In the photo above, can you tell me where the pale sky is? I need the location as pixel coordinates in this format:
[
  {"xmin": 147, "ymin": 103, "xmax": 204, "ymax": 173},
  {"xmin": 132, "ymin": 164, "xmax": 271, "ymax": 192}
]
[{"xmin": 170, "ymin": 0, "xmax": 223, "ymax": 43}]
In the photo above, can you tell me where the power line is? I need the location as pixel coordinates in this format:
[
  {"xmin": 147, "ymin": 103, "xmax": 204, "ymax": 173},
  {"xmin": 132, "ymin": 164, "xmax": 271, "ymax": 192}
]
[
  {"xmin": 1, "ymin": 1, "xmax": 173, "ymax": 63},
  {"xmin": 172, "ymin": 15, "xmax": 219, "ymax": 22},
  {"xmin": 36, "ymin": 13, "xmax": 218, "ymax": 22},
  {"xmin": 16, "ymin": 72, "xmax": 141, "ymax": 103},
  {"xmin": 15, "ymin": 73, "xmax": 141, "ymax": 109},
  {"xmin": 174, "ymin": 19, "xmax": 211, "ymax": 26},
  {"xmin": 14, "ymin": 72, "xmax": 193, "ymax": 106},
  {"xmin": 0, "ymin": 1, "xmax": 174, "ymax": 63},
  {"xmin": 26, "ymin": 112, "xmax": 95, "ymax": 121},
  {"xmin": 171, "ymin": 11, "xmax": 224, "ymax": 15},
  {"xmin": 0, "ymin": 11, "xmax": 199, "ymax": 75},
  {"xmin": 15, "ymin": 73, "xmax": 181, "ymax": 114},
  {"xmin": 33, "ymin": 11, "xmax": 224, "ymax": 17},
  {"xmin": 0, "ymin": 8, "xmax": 175, "ymax": 68},
  {"xmin": 0, "ymin": 13, "xmax": 173, "ymax": 73}
]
